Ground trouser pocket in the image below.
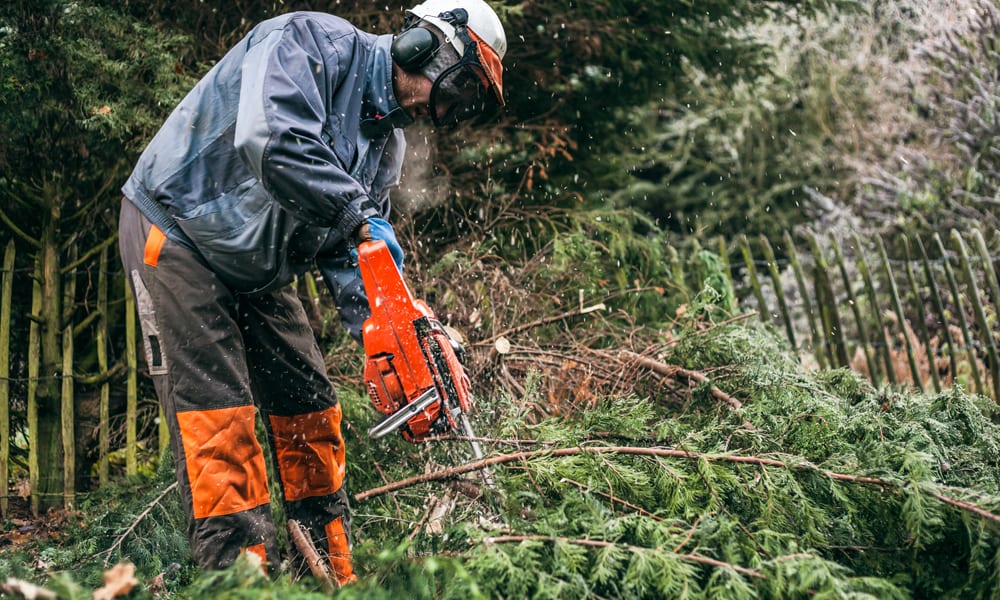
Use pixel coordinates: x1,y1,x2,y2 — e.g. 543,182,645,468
130,269,168,376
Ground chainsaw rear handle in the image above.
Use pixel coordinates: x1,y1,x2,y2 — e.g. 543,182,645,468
356,219,404,271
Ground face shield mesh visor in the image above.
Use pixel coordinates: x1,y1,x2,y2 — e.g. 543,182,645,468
428,61,500,128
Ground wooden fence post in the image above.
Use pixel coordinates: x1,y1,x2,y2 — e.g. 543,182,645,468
0,240,13,517
97,248,110,486
28,257,41,516
934,233,983,395
303,271,325,339
759,235,796,348
951,230,999,401
61,323,74,509
125,277,138,477
830,234,879,385
738,235,770,325
902,236,942,393
877,236,924,392
716,236,735,301
850,233,896,385
971,229,1000,369
805,231,849,368
784,231,826,369
916,236,959,386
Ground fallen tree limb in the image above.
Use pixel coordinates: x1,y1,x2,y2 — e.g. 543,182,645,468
619,350,742,410
288,519,336,592
483,534,765,579
353,444,1000,526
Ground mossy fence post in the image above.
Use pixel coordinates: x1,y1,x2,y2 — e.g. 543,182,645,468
951,230,1000,401
849,233,896,384
27,256,41,516
876,236,923,391
830,233,879,384
916,236,959,385
738,234,770,325
934,233,983,395
97,248,110,486
1,240,14,518
125,277,138,477
784,231,826,369
805,230,849,368
902,236,942,393
759,234,796,348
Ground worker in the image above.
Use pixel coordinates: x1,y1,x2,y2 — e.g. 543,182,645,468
117,0,506,585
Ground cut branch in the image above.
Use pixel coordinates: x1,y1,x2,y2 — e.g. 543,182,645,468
354,443,1000,526
288,519,336,592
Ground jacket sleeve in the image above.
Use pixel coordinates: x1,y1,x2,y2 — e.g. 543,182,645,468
315,125,405,346
316,251,369,345
234,16,375,239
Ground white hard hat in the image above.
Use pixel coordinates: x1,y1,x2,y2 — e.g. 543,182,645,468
406,0,507,60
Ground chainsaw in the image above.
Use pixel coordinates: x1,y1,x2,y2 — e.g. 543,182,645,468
357,240,487,467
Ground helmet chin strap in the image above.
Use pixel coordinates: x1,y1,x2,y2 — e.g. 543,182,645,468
360,105,414,137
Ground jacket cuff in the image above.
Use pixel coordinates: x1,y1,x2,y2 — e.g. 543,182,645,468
337,196,380,242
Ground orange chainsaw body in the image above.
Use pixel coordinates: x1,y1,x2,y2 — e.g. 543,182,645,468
358,240,472,442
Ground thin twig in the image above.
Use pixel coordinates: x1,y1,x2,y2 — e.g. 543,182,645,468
559,477,665,521
671,514,703,553
100,482,178,565
477,303,608,346
620,351,742,410
482,534,764,579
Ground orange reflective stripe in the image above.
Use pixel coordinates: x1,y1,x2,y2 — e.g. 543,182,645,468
144,225,166,267
270,404,345,502
176,405,270,519
325,516,356,586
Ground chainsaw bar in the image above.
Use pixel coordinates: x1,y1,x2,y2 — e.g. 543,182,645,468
368,387,440,440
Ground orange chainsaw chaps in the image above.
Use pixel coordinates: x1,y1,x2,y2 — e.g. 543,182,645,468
357,240,473,443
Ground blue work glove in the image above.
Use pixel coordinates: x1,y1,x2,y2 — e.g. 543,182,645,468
353,217,404,272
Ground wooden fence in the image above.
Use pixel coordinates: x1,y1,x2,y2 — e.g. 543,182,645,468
3,227,1000,518
0,239,165,517
726,228,1000,400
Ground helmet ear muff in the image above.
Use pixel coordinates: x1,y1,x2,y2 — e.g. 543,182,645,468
391,27,439,72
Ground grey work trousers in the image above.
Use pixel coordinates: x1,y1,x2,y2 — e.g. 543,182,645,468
118,198,354,582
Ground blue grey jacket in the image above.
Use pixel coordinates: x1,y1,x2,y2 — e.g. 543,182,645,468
122,12,408,336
